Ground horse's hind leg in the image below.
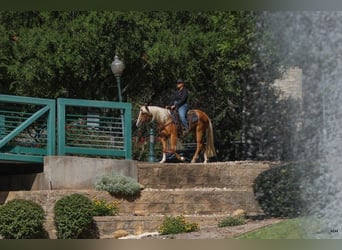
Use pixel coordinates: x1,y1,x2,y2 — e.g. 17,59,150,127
191,130,204,163
191,143,204,163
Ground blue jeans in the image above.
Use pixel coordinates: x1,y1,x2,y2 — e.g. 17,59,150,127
177,104,188,130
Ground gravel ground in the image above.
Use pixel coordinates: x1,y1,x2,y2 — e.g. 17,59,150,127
121,217,284,239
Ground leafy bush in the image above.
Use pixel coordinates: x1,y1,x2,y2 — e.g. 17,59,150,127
253,162,322,217
54,193,94,239
158,215,199,235
218,215,246,227
0,199,45,239
92,196,120,216
94,172,141,197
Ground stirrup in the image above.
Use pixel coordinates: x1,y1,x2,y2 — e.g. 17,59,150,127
182,128,189,136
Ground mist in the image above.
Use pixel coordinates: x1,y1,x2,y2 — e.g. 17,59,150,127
262,11,342,238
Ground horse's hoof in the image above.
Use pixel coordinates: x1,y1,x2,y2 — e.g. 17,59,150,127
191,159,196,163
159,160,165,163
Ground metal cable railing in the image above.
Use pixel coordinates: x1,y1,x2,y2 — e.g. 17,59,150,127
57,98,132,159
0,94,56,163
0,94,132,163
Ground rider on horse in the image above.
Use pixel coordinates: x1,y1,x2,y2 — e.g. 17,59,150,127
166,78,189,136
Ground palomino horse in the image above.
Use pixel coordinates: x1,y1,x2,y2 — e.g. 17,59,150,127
136,105,216,163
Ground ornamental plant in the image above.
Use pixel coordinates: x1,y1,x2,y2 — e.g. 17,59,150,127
0,199,46,239
218,215,247,227
94,172,141,198
158,215,199,235
54,193,94,239
92,196,120,216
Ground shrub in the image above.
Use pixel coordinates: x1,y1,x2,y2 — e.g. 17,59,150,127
253,162,323,217
94,172,141,197
0,199,45,239
253,163,303,217
218,215,247,227
158,215,199,235
92,196,120,216
54,193,94,239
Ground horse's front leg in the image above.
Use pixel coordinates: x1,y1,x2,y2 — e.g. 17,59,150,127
159,136,168,163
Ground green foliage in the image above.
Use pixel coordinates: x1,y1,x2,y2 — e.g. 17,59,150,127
94,172,141,197
253,162,322,217
0,199,45,239
253,163,303,217
92,197,120,216
0,11,284,161
218,215,247,227
54,193,94,239
158,215,199,235
132,128,149,161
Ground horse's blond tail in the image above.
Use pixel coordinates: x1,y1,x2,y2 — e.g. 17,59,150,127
205,119,216,158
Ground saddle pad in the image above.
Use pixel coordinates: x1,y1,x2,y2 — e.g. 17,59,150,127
170,110,180,124
187,110,198,123
169,110,198,124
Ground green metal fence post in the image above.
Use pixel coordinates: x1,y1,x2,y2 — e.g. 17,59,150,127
57,99,66,156
124,103,132,160
148,127,155,162
0,115,5,139
46,100,56,156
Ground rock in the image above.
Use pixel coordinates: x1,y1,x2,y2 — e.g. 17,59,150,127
113,230,129,239
133,210,149,216
232,209,246,217
120,232,160,239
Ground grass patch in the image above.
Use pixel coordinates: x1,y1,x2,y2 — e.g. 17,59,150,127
236,217,321,239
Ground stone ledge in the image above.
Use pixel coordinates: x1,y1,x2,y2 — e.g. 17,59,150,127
137,161,277,189
3,188,263,216
94,214,233,237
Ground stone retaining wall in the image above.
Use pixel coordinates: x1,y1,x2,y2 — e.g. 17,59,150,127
2,188,264,216
0,160,278,238
137,161,276,189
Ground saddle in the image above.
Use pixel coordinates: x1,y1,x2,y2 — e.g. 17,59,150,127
169,109,198,136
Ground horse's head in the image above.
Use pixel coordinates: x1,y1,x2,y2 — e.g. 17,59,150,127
136,105,153,127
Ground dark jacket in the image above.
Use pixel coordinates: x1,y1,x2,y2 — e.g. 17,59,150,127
170,87,189,108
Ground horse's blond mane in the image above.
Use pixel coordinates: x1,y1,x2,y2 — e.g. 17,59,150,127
143,106,169,123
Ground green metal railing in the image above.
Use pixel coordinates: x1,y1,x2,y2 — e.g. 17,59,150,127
57,98,132,159
0,94,132,163
0,94,56,163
